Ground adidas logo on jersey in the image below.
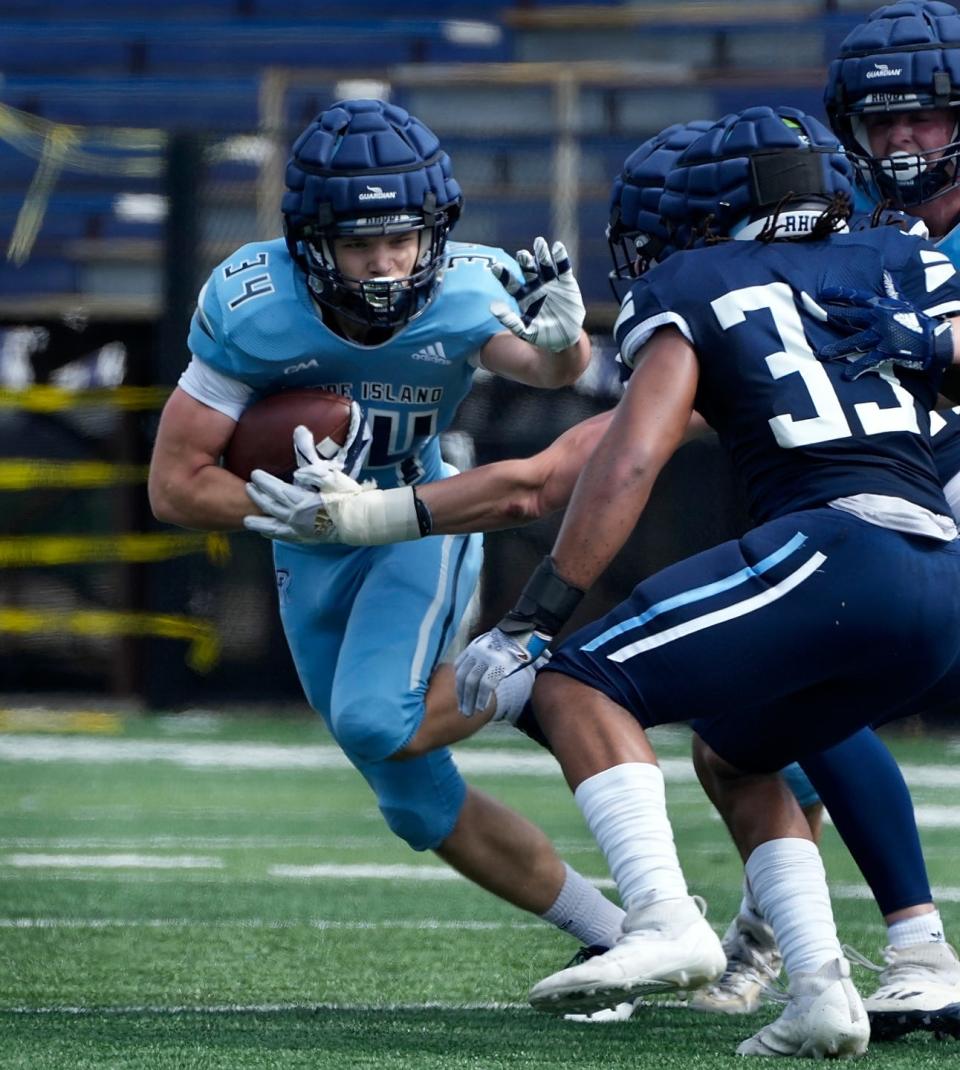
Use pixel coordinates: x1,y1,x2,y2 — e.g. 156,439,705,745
358,185,398,201
411,343,450,365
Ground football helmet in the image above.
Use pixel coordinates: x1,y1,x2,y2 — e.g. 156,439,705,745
825,1,960,208
606,119,713,299
659,105,854,243
282,98,462,329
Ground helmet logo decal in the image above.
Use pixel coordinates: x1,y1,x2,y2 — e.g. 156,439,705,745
862,92,920,106
358,185,398,201
866,62,904,79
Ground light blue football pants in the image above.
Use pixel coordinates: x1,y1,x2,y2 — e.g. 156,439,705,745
274,531,483,850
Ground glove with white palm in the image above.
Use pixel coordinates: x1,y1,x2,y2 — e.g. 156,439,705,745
455,626,549,717
243,471,334,544
296,400,372,480
243,410,376,545
244,424,428,546
454,556,584,716
488,236,586,353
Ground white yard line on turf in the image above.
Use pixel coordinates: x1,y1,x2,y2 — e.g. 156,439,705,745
0,735,693,779
0,1001,529,1015
267,862,617,885
0,917,546,930
3,854,223,869
831,883,960,902
1,735,958,792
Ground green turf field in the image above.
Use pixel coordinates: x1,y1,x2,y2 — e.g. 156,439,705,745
0,709,957,1068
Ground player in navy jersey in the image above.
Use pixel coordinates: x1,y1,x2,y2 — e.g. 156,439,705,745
656,0,960,1030
449,105,960,1057
689,1,960,1024
147,99,645,963
681,9,960,1013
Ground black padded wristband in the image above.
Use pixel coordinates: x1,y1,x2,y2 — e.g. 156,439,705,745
412,489,433,537
499,555,585,637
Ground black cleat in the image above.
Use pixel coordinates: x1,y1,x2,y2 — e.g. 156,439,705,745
869,1001,960,1042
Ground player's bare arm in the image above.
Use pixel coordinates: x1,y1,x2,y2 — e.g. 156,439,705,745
480,327,591,388
274,402,713,547
548,327,698,591
416,407,708,530
149,387,252,531
418,410,614,530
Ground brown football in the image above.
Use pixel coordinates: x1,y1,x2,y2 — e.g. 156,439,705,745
222,388,353,481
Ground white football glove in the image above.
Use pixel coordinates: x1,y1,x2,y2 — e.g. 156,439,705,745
245,441,422,548
488,236,586,353
454,626,542,717
294,402,371,481
243,470,333,544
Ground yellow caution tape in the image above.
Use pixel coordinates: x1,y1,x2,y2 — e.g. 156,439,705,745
0,459,149,489
0,708,124,735
0,386,171,412
0,532,230,567
0,608,220,673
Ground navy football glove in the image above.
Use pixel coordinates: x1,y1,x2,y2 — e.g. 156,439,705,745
817,285,954,381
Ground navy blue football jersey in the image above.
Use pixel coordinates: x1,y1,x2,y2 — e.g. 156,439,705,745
614,227,960,523
932,405,960,488
853,188,960,489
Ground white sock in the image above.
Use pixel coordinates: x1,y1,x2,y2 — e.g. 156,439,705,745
887,909,945,948
574,762,688,911
739,877,763,923
540,863,626,950
745,837,842,978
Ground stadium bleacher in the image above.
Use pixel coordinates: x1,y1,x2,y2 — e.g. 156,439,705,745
0,1,873,312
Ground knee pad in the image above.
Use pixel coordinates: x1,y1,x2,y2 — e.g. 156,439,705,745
379,799,457,852
362,748,467,851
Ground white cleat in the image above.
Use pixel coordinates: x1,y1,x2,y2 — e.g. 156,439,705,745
530,896,726,1014
564,1001,637,1023
689,912,783,1015
557,945,638,1023
848,941,960,1041
736,957,869,1059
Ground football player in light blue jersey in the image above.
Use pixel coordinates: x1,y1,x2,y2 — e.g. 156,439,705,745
148,99,638,960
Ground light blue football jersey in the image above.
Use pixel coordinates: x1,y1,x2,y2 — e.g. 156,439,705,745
188,238,520,489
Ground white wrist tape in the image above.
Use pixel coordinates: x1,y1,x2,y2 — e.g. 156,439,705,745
326,485,420,545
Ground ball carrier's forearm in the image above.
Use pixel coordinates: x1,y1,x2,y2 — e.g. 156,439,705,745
149,388,261,532
151,462,257,532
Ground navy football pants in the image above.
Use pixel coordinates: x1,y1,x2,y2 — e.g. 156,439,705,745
543,507,960,772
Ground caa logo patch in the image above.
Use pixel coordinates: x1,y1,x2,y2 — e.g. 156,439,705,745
284,359,319,375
